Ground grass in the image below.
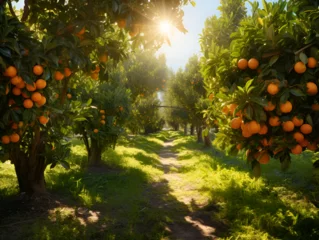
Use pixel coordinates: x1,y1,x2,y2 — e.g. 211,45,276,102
170,135,319,239
1,130,319,239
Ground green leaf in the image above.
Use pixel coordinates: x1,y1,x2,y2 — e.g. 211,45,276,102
269,55,279,66
299,52,308,64
190,1,196,7
306,114,313,126
290,88,306,97
60,160,70,170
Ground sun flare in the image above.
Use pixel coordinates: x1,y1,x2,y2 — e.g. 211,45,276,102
159,20,172,34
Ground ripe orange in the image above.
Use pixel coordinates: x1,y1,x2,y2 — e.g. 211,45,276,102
264,101,276,111
22,92,30,98
23,99,33,109
228,103,238,115
306,82,318,96
26,82,36,91
292,116,304,126
267,83,279,95
248,58,259,70
242,129,252,138
231,117,242,129
100,110,105,114
1,135,10,144
300,139,309,147
101,115,106,120
12,87,21,96
307,142,318,151
236,144,242,150
248,121,260,134
261,138,269,147
254,151,270,164
35,79,47,89
54,71,64,81
300,124,312,134
91,72,99,80
18,121,23,128
100,120,106,125
39,116,49,125
11,123,18,129
36,96,46,107
282,121,294,132
77,27,86,35
10,133,20,143
119,106,124,111
67,93,72,99
10,76,22,85
307,57,317,68
294,61,306,74
258,124,268,135
93,129,99,133
291,144,302,154
222,106,229,115
16,80,25,89
208,93,214,101
293,132,304,143
4,66,17,77
312,103,319,111
117,19,126,29
237,59,248,70
33,65,44,75
99,53,108,63
64,68,72,77
31,92,42,102
269,116,281,127
280,101,292,113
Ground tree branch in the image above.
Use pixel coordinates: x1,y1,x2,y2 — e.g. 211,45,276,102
21,0,30,22
8,0,17,18
294,43,314,56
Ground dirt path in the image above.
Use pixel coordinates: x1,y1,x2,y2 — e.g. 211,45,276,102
151,139,225,240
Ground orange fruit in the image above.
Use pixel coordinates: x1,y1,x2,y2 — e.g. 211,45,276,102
18,121,24,128
100,120,106,125
300,124,312,134
10,76,22,85
307,142,318,151
119,106,124,111
294,61,306,74
264,101,276,111
100,110,105,114
36,96,46,107
26,82,36,91
67,93,72,99
248,121,261,134
101,115,106,120
282,121,294,132
280,101,292,113
307,57,317,68
39,116,49,125
236,144,242,150
12,87,21,96
228,103,238,115
267,83,279,95
293,132,304,143
312,103,319,111
35,79,47,89
254,151,270,164
8,99,15,106
93,129,99,133
292,116,304,127
261,138,269,147
31,92,42,102
117,19,126,29
22,92,30,98
64,68,72,77
91,72,99,80
23,99,33,109
54,71,64,81
77,27,85,35
300,139,309,147
222,106,229,115
99,53,108,63
16,80,25,89
248,58,259,70
10,133,20,143
4,66,17,77
208,93,214,101
258,124,268,135
11,123,18,129
242,129,252,138
231,117,242,129
1,135,10,144
269,116,281,126
291,144,302,154
237,59,248,70
33,65,44,76
306,82,318,96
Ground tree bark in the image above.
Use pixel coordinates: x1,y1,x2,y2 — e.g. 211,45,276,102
190,124,194,135
204,135,212,147
88,138,102,166
184,124,187,135
196,126,203,143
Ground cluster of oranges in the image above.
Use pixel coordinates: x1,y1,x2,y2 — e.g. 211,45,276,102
91,65,101,80
225,57,319,164
99,109,106,125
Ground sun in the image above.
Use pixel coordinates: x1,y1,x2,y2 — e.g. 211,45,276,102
159,20,172,34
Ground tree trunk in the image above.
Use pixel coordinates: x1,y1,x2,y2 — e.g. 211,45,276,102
190,124,194,135
196,126,203,143
173,123,179,131
204,135,212,147
88,138,102,166
184,124,187,135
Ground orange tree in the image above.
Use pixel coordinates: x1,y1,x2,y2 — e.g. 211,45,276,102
0,0,189,195
201,0,319,175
